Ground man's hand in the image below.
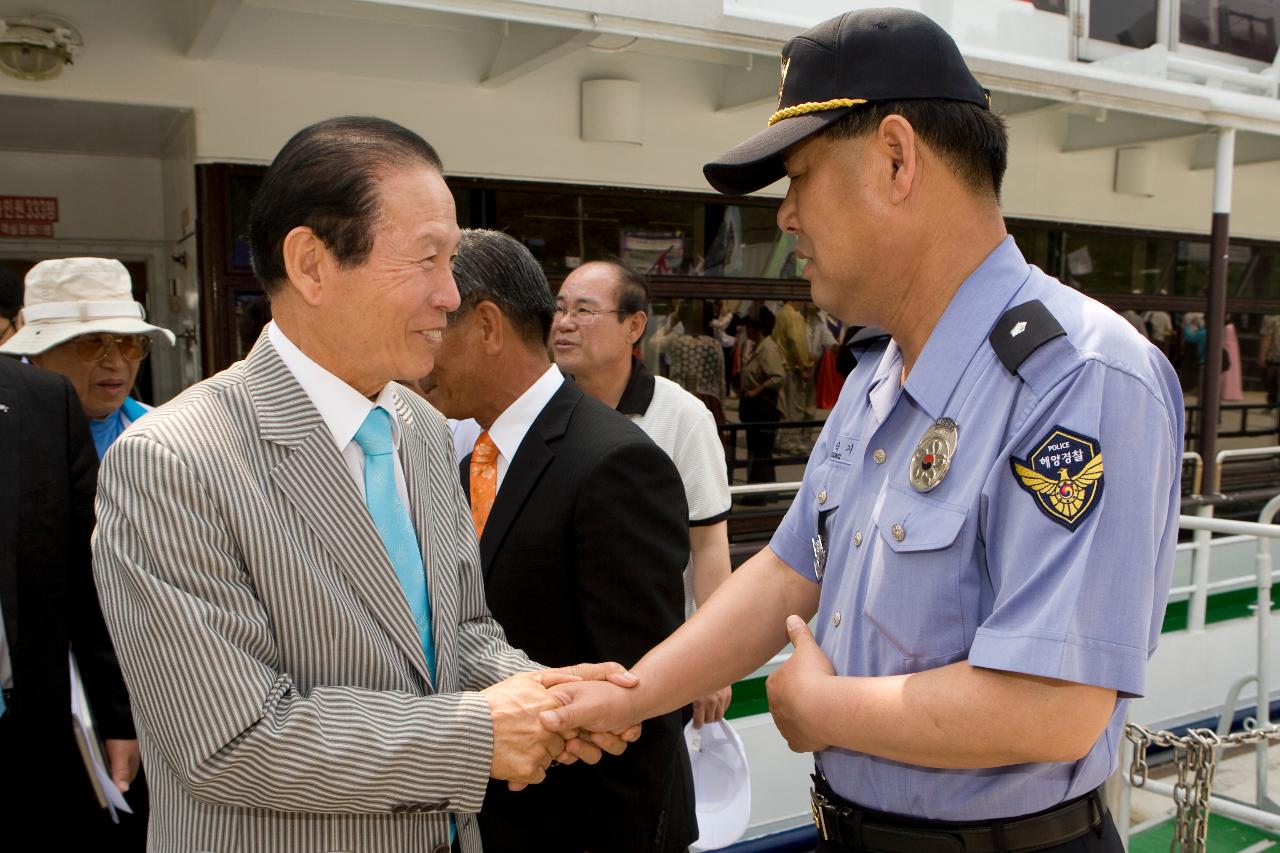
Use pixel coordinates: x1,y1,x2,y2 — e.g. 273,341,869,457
766,615,836,753
539,661,642,765
483,671,579,790
104,738,141,793
541,679,644,742
544,660,639,688
692,686,732,728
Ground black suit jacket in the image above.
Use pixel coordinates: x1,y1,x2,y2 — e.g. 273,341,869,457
466,377,696,853
0,358,134,815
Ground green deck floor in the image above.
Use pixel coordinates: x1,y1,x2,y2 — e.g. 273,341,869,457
1130,814,1280,852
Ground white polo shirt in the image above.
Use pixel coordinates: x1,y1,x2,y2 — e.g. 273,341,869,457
616,358,732,615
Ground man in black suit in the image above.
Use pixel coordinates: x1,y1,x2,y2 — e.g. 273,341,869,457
0,356,140,844
421,229,696,853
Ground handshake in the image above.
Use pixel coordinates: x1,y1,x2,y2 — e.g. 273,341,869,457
481,661,645,790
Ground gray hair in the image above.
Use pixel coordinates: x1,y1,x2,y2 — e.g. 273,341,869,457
451,229,556,348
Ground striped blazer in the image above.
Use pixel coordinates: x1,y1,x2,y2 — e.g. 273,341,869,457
93,335,532,852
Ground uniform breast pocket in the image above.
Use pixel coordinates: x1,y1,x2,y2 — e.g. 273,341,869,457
863,485,969,663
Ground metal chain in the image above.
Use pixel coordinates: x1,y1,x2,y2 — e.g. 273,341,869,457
1125,723,1280,852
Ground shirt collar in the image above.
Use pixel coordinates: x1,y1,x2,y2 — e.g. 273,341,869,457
867,339,904,426
616,356,656,416
487,363,564,463
267,321,402,453
903,236,1031,419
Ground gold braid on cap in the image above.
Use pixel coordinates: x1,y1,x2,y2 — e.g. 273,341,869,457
768,98,867,127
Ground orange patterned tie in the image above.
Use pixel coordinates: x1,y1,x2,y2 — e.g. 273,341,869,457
469,431,499,538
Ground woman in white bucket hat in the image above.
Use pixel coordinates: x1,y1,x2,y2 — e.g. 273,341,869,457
0,258,175,457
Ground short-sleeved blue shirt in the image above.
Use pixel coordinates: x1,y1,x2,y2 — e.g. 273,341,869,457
770,236,1183,821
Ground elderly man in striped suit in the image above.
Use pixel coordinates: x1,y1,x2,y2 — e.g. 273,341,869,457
91,117,633,853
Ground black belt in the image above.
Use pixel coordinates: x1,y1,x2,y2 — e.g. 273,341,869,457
810,776,1105,853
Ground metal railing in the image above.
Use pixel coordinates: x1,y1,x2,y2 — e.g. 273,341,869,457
1185,402,1280,442
1121,502,1280,847
1212,447,1280,494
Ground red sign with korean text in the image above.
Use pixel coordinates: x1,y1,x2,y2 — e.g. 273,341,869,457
0,196,58,238
0,196,58,223
0,222,54,238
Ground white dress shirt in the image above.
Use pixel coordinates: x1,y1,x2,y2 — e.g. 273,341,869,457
485,364,564,491
268,322,413,516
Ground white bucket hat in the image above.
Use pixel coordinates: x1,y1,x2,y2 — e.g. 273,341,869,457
0,257,176,356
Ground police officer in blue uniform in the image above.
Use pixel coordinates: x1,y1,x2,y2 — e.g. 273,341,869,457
541,9,1183,851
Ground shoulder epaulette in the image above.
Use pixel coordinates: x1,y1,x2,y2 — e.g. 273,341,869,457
989,300,1066,374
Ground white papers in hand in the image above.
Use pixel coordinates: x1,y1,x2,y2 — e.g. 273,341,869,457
70,653,134,822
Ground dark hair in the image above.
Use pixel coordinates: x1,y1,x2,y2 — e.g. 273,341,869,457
746,308,775,336
820,99,1008,200
451,229,556,348
248,116,444,295
0,266,20,321
583,260,649,320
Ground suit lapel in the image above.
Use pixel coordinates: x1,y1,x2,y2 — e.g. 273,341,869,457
246,338,433,690
479,378,578,575
394,389,459,693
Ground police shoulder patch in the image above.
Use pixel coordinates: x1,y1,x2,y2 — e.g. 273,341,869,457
1009,426,1104,530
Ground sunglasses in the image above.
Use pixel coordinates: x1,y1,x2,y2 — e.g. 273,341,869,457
73,333,152,363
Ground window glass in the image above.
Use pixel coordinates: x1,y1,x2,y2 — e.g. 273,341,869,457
491,190,702,277
451,186,472,230
1060,229,1177,294
1174,240,1255,296
232,291,270,362
1180,1,1280,62
703,205,800,278
1089,0,1159,48
228,174,262,270
1007,222,1059,274
1229,245,1280,299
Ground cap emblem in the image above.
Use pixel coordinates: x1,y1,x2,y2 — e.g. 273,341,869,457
777,56,790,110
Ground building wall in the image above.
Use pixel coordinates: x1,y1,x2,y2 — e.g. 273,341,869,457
0,151,165,242
160,113,202,396
1004,110,1280,241
0,0,1277,244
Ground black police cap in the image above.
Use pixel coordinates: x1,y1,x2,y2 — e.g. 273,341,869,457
703,8,989,196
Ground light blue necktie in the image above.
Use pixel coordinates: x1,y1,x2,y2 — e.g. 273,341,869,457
353,407,436,685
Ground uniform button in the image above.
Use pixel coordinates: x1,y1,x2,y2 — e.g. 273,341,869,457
832,610,842,627
817,489,827,505
853,530,863,546
891,523,905,542
873,448,886,464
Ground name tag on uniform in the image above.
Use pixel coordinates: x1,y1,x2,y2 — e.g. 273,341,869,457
828,433,857,465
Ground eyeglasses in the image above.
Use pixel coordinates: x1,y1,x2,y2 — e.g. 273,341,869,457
553,305,629,324
73,333,152,363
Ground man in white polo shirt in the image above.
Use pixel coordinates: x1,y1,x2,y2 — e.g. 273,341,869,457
553,260,735,727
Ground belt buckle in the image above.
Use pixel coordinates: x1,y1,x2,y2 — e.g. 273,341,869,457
810,790,831,841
